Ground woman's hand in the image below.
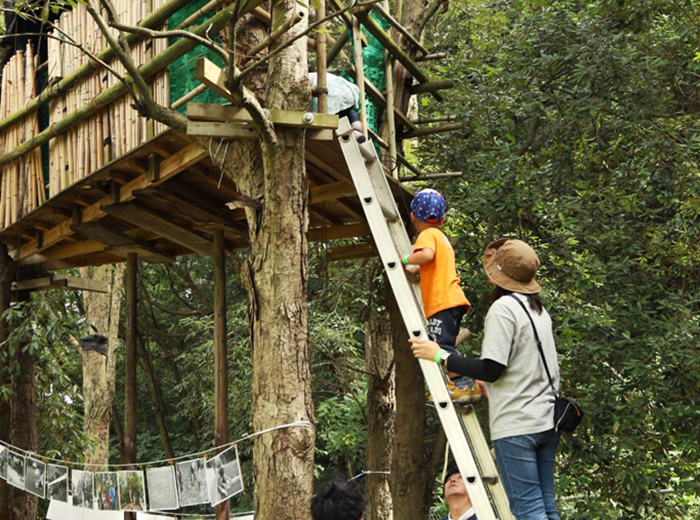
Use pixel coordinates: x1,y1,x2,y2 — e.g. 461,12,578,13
409,337,442,361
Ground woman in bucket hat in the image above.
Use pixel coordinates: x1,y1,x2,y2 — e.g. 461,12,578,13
411,238,561,520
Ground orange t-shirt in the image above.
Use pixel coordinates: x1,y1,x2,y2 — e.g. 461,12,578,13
414,227,470,318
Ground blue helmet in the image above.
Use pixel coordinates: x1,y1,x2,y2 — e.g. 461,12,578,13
410,189,446,223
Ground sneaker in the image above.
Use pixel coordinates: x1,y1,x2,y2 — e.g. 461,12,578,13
447,380,483,405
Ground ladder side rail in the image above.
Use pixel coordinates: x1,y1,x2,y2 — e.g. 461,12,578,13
459,408,515,520
337,120,498,520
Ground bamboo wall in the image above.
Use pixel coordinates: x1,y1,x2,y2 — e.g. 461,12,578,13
0,44,45,229
0,0,169,229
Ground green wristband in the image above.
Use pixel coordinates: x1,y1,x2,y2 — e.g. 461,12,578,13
402,255,410,265
434,349,446,364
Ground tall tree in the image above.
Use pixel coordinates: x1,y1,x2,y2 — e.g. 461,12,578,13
77,264,125,467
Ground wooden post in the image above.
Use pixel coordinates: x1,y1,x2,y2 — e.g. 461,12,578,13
213,228,229,520
124,252,138,520
384,48,397,179
352,16,367,136
317,0,327,114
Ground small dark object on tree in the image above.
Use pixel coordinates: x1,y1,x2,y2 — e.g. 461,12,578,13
79,334,109,357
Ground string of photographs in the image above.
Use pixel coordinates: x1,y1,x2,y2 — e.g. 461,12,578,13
0,444,243,513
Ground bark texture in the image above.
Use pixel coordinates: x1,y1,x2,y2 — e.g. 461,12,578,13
79,264,125,467
10,291,38,520
226,5,315,520
0,245,15,518
364,276,395,520
389,290,433,520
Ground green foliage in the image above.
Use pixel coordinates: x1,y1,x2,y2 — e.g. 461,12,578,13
416,0,700,516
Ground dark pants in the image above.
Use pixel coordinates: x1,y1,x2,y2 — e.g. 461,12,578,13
427,306,466,355
338,107,359,124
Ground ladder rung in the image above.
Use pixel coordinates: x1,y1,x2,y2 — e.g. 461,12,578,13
358,142,376,164
483,475,500,485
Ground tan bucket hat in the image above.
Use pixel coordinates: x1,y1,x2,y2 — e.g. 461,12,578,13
483,238,541,293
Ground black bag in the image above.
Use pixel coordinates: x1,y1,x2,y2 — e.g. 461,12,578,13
510,295,584,434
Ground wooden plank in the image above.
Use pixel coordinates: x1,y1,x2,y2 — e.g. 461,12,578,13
70,221,175,263
12,277,53,291
187,103,339,129
187,121,258,139
308,222,371,241
102,202,214,256
309,181,357,204
16,142,208,263
187,121,334,140
327,242,377,261
195,57,241,103
52,275,110,293
105,244,176,264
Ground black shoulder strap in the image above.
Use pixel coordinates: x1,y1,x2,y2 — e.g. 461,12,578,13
508,294,558,397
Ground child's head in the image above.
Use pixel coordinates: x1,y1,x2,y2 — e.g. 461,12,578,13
410,189,446,227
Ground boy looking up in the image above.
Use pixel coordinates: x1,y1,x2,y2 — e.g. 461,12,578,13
403,189,482,404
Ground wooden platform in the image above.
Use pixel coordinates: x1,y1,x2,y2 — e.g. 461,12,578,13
0,129,413,274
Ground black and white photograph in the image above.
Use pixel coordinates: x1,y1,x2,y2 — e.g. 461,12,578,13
95,472,120,511
118,470,147,511
175,458,209,507
46,464,69,502
146,466,179,511
0,445,7,480
71,469,94,509
7,451,25,490
205,447,244,507
25,457,46,498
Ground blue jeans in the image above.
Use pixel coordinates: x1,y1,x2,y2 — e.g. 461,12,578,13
493,429,561,520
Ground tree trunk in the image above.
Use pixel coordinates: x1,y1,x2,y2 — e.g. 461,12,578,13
10,293,38,520
79,264,125,467
364,275,395,520
224,4,316,520
0,245,16,519
389,290,433,520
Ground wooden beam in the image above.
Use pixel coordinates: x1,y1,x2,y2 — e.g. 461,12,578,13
399,171,463,182
70,221,175,263
16,141,208,263
416,52,447,62
309,181,357,204
308,222,371,241
125,253,138,471
187,103,339,129
352,6,443,101
195,57,241,103
52,275,110,293
328,0,367,45
373,4,429,56
327,28,349,66
401,122,464,139
102,202,214,256
408,79,454,95
412,115,458,124
327,242,377,261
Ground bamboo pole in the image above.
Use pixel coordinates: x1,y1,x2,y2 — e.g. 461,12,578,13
373,3,429,56
0,0,195,136
0,0,267,169
317,0,327,114
352,16,367,136
174,0,228,29
384,48,397,178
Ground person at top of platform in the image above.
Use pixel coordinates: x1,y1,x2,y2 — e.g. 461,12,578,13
443,467,477,520
309,72,366,143
403,188,481,404
410,238,561,520
311,477,365,520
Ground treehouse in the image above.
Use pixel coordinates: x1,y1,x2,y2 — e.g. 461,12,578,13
0,0,459,283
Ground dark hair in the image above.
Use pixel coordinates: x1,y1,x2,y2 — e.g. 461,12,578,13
443,466,460,486
311,478,365,520
490,286,543,315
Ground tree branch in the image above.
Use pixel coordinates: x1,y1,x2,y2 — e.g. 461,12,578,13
515,115,540,156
